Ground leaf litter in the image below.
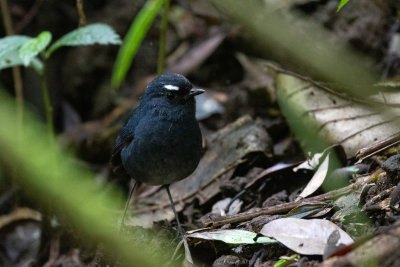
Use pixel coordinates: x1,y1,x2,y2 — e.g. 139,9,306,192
3,0,400,266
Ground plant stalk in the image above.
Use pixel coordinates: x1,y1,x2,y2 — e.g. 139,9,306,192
157,0,170,75
40,60,54,141
0,0,24,137
76,0,86,27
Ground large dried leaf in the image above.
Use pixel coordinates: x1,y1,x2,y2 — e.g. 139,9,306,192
260,218,353,255
276,73,400,158
166,29,227,75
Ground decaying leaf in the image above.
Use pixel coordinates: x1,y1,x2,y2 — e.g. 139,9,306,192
331,193,362,223
0,208,42,267
0,208,41,229
296,154,330,200
188,229,276,245
293,152,323,172
211,198,243,216
235,53,277,103
260,218,353,255
275,72,400,158
195,92,225,120
167,28,228,75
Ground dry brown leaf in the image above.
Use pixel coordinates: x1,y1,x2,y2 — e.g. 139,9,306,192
260,218,353,255
296,154,330,200
276,73,400,158
0,207,41,229
166,28,227,75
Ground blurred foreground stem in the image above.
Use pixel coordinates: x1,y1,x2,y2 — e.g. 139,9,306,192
0,91,163,266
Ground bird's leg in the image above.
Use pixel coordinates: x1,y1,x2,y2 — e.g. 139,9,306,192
119,179,137,233
165,185,193,264
165,185,185,237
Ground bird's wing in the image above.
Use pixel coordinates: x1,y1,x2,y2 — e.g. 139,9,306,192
110,127,134,174
110,108,140,174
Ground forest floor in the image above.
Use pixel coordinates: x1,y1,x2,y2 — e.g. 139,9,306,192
1,0,400,266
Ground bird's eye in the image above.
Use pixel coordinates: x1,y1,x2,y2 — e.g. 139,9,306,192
166,91,174,99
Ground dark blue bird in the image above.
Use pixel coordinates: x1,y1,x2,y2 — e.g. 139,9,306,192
110,73,204,240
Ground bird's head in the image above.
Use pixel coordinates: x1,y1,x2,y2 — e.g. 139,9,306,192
144,73,205,104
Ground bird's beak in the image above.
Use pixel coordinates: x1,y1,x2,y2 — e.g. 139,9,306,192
185,88,205,100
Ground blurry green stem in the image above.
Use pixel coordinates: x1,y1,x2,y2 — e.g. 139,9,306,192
40,60,54,140
0,91,163,266
157,0,170,75
0,0,24,137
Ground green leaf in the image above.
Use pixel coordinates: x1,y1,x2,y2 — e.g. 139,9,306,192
346,166,359,173
0,35,33,70
0,35,31,58
46,23,121,58
337,0,350,12
188,229,277,245
112,0,164,89
0,49,25,69
0,48,43,72
19,31,52,66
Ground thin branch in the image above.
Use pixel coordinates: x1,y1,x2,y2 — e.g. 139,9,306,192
15,0,45,33
157,0,170,75
76,0,86,27
0,0,12,33
0,0,24,137
205,184,354,227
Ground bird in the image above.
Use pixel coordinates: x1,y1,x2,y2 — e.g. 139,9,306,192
110,73,204,245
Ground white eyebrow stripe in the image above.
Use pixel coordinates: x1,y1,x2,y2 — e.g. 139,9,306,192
164,84,179,91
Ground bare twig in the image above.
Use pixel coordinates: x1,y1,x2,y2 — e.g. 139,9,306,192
0,0,12,33
0,0,24,137
76,0,86,27
157,0,170,74
205,184,354,227
15,0,45,33
363,185,395,211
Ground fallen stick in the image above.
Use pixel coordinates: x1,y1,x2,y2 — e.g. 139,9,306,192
205,184,355,227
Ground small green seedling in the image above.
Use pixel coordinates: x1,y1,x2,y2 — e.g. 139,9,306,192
0,23,121,138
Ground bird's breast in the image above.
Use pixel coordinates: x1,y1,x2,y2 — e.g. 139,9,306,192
121,115,202,185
